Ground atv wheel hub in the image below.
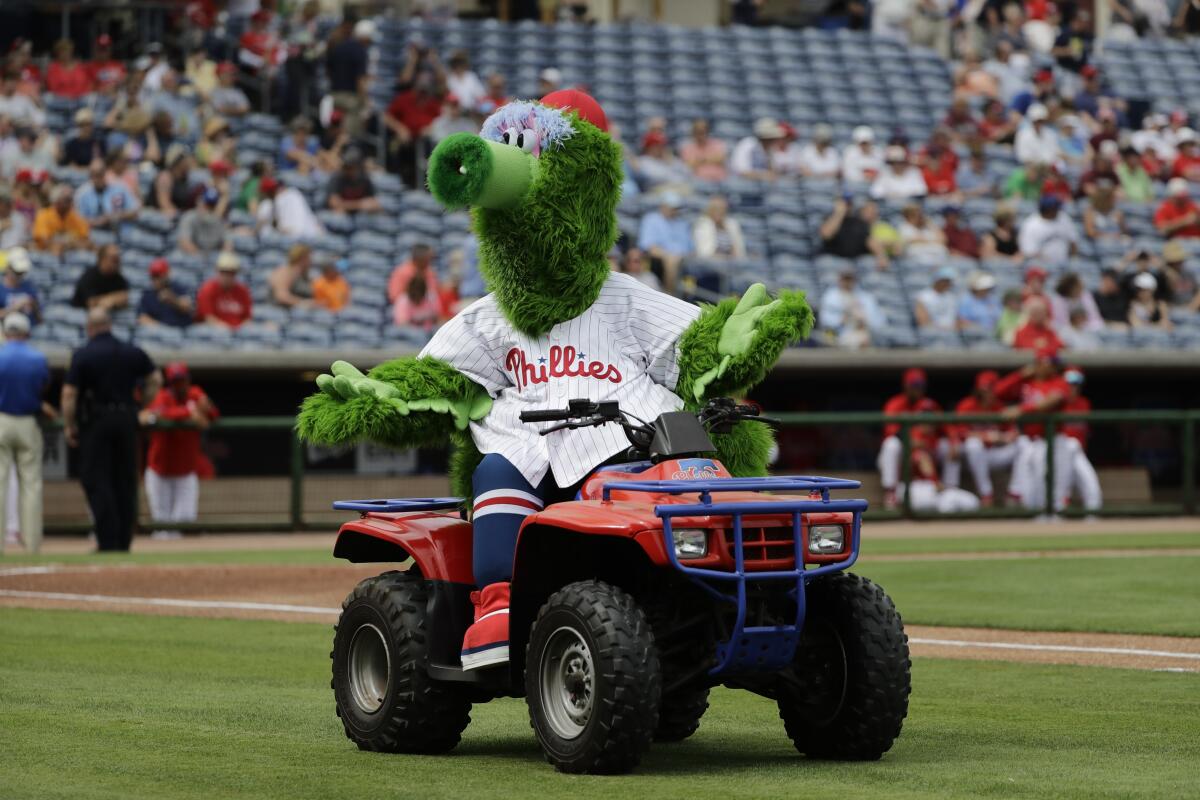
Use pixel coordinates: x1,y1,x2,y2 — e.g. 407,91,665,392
540,627,595,739
348,623,391,714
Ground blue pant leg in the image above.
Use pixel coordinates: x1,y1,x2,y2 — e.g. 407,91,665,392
471,454,550,587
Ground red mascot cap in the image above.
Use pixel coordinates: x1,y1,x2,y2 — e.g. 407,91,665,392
540,89,608,133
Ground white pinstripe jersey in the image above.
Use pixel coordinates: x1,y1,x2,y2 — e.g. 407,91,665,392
420,272,703,488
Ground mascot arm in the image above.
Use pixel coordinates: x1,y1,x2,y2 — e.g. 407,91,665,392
676,284,813,404
296,358,492,449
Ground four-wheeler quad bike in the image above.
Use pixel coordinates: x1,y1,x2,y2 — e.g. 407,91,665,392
329,398,911,774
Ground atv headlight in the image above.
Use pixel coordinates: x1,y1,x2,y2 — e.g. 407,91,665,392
672,528,708,559
808,524,846,555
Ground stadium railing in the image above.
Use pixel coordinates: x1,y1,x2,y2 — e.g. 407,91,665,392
36,409,1200,535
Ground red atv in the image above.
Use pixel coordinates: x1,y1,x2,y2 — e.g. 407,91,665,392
329,398,910,774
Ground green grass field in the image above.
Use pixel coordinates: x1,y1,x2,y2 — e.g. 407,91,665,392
1,608,1196,800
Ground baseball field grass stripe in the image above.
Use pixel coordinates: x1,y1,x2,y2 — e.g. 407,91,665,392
909,637,1200,661
0,589,340,615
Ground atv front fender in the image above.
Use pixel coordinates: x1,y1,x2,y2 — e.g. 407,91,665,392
333,511,475,585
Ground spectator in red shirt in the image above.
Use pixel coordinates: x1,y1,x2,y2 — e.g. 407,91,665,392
86,34,126,95
942,206,979,258
385,73,445,184
238,9,283,74
1171,132,1200,181
139,362,218,538
46,39,93,99
195,252,252,329
1154,178,1200,239
920,144,958,196
1012,296,1064,352
877,368,955,510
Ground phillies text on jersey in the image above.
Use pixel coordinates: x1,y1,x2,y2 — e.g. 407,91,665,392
421,271,703,487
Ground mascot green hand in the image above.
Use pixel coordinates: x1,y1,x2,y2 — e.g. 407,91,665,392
295,90,812,672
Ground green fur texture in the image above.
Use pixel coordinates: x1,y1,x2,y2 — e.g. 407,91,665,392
426,133,491,210
469,113,622,337
297,356,486,497
711,420,776,477
676,290,813,405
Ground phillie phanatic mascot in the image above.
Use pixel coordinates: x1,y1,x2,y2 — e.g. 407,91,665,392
297,91,813,670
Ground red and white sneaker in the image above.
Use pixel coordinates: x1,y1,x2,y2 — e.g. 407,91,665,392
461,582,510,671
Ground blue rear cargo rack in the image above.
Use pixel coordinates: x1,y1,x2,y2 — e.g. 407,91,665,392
603,475,867,677
332,497,464,513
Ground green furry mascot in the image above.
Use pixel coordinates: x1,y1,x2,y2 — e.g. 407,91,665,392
297,90,812,670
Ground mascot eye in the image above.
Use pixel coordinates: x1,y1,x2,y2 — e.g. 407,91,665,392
501,127,518,146
517,129,536,152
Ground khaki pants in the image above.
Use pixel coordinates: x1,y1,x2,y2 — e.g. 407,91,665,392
0,412,43,554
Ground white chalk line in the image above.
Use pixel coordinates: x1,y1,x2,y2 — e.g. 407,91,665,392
0,589,339,615
910,637,1200,661
0,565,62,577
2,590,1198,667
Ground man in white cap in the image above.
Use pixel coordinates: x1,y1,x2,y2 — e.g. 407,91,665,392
870,146,928,200
915,267,960,332
797,122,841,179
537,67,562,97
1014,104,1060,165
842,125,883,184
1154,177,1200,239
730,117,784,180
0,312,48,554
0,247,40,324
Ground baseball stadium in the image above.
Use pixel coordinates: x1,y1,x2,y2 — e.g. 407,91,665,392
1,1,1199,798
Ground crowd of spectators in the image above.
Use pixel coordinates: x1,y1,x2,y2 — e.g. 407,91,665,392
0,7,1197,353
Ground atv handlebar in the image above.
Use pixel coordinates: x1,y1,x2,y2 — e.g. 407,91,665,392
519,400,621,424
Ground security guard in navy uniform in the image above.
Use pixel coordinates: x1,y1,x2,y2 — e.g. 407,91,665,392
61,308,161,552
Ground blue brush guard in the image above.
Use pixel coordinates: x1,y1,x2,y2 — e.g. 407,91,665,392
603,475,868,677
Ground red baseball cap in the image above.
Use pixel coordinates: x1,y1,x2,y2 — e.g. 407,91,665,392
903,367,927,387
1025,265,1048,281
164,362,190,382
97,34,113,47
975,370,999,391
1080,64,1098,79
149,258,170,277
1034,68,1054,83
208,158,232,176
217,61,237,75
540,89,608,133
330,108,345,123
259,176,279,194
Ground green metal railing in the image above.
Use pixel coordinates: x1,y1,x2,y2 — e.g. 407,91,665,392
39,409,1200,534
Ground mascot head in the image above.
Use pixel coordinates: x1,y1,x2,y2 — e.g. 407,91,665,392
427,90,623,336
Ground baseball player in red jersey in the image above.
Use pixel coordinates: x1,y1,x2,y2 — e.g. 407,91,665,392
994,348,1073,512
954,370,1019,506
877,368,960,510
139,363,218,538
1060,367,1102,513
900,431,981,513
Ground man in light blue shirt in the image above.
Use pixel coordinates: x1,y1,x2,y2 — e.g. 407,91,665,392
0,312,48,553
74,159,139,233
819,267,886,342
957,271,1002,335
637,192,692,294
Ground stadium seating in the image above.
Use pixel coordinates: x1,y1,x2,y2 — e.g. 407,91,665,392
24,19,1200,354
